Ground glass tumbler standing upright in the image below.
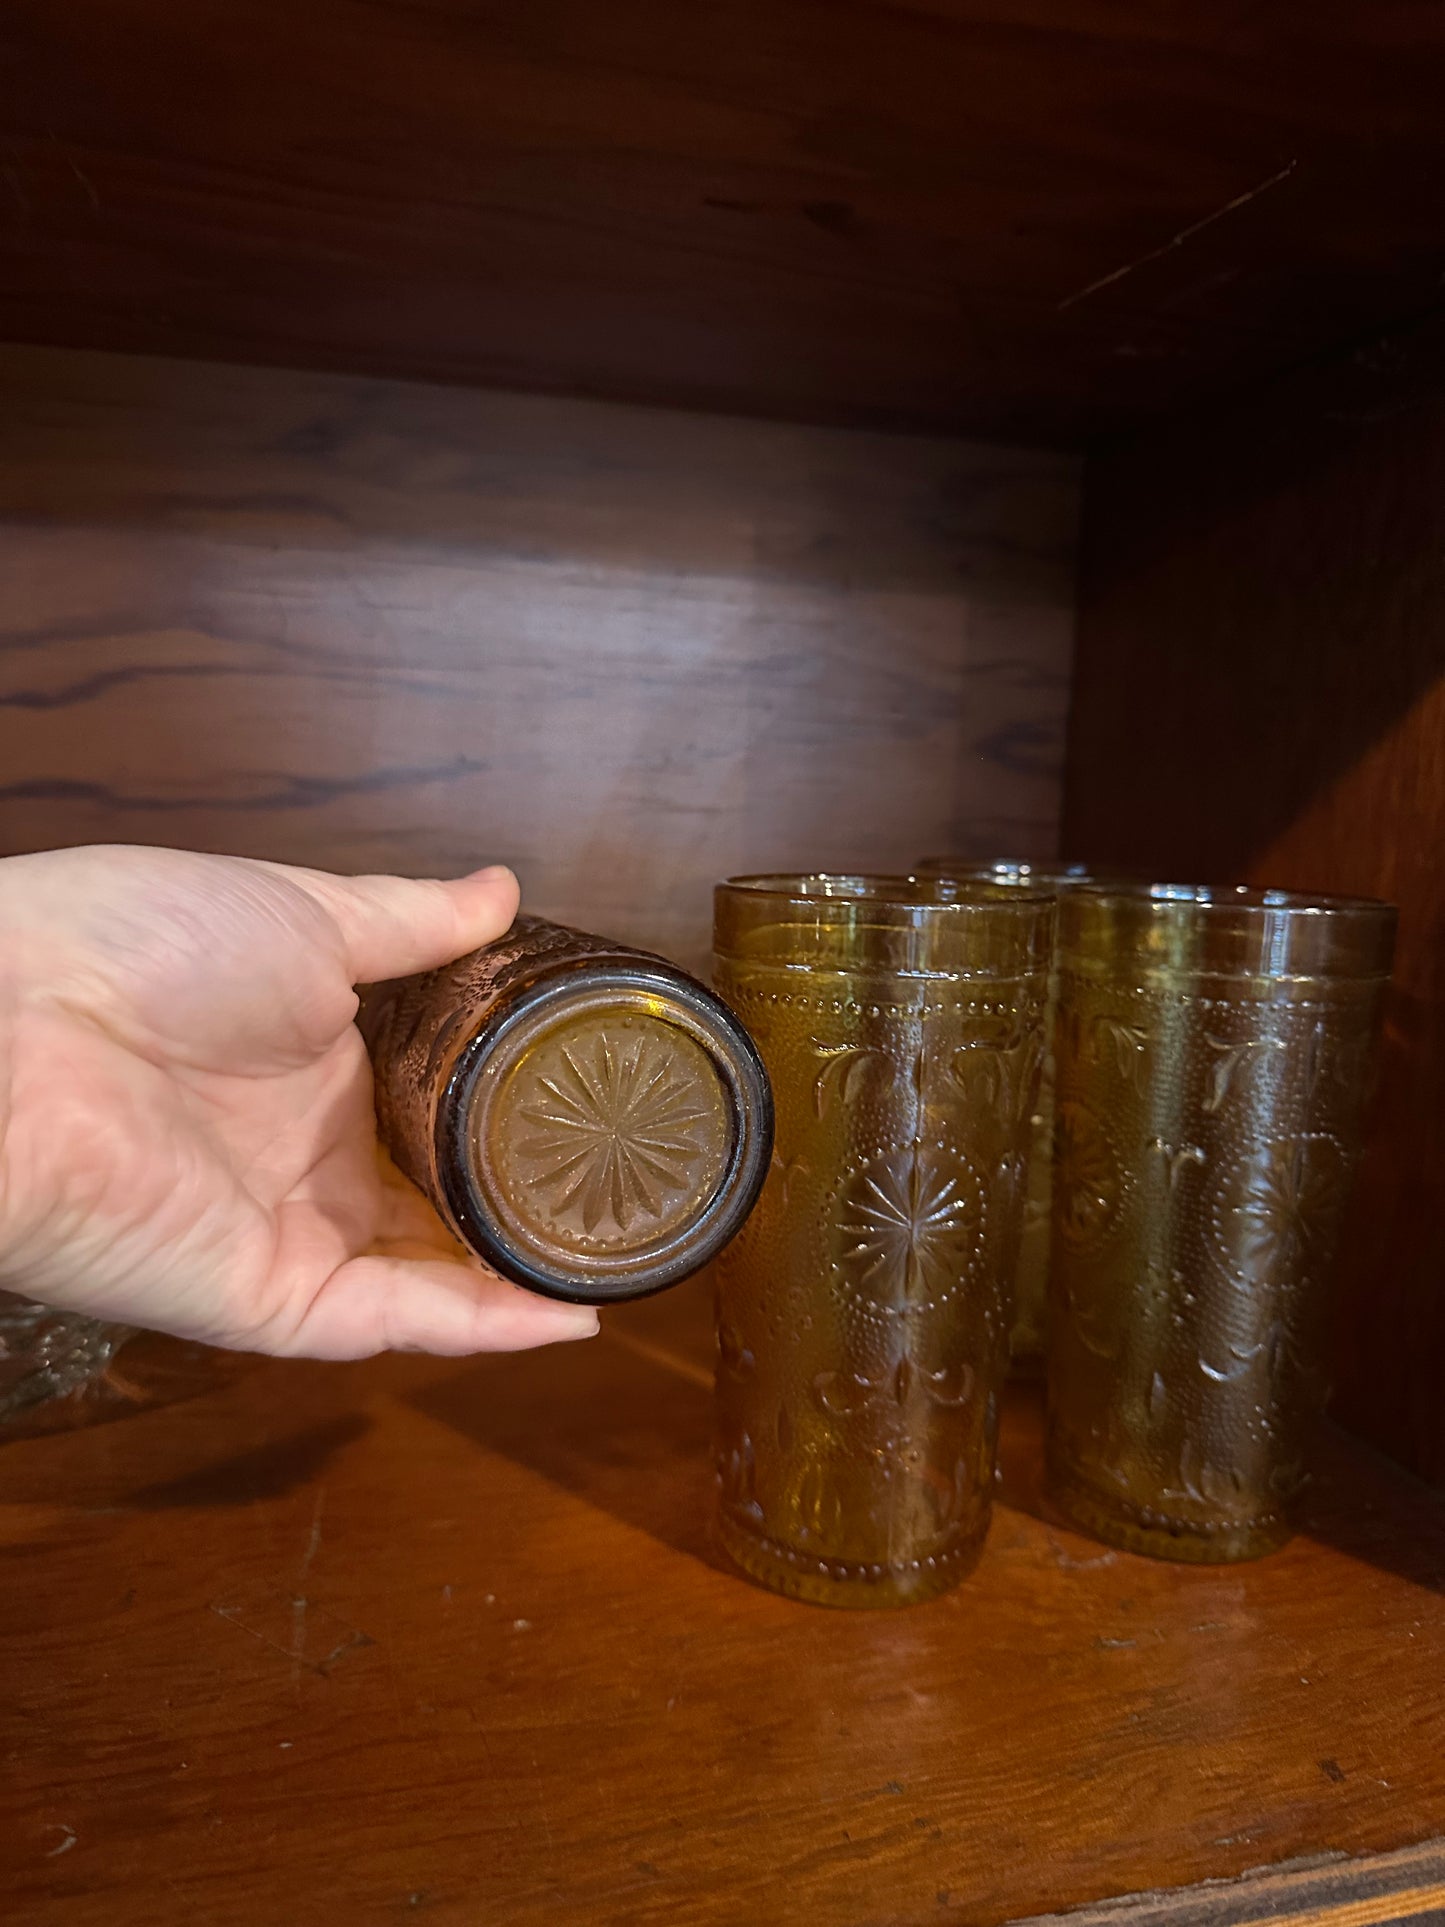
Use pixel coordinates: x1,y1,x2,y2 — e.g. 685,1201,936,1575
712,876,1054,1607
917,859,1115,1374
1046,886,1396,1562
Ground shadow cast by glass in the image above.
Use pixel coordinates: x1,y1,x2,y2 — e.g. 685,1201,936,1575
405,1325,731,1576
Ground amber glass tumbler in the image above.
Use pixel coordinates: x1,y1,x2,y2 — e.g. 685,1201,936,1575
1046,885,1395,1562
362,917,772,1305
713,875,1053,1607
917,859,1116,1373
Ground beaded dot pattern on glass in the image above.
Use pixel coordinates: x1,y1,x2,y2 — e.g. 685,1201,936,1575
1046,967,1384,1561
712,968,1046,1606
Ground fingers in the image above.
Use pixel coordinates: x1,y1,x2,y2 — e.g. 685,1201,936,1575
278,1251,599,1359
289,864,521,984
375,1152,468,1248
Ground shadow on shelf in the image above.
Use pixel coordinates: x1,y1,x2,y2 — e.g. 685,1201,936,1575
1299,1423,1445,1597
405,1322,733,1578
409,1292,1445,1597
996,1388,1445,1595
125,1409,372,1512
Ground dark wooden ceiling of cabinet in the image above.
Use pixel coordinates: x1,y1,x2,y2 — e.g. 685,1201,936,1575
3,1,1444,441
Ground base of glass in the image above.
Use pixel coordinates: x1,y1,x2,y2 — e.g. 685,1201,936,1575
716,1508,987,1609
1045,1454,1292,1565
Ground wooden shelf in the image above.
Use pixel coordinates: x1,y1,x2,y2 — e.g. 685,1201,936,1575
3,1278,1442,1925
6,3,1445,440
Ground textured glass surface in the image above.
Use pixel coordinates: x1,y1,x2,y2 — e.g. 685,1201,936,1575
916,858,1124,1374
471,988,738,1283
1045,885,1396,1562
361,916,771,1304
0,1291,132,1425
484,1006,731,1247
713,875,1053,1607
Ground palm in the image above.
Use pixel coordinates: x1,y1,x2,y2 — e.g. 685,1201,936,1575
0,847,597,1358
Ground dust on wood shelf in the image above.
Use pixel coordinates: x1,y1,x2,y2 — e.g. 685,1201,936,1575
1,1277,1442,1926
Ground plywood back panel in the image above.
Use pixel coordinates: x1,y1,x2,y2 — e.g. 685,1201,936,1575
1065,319,1445,1484
0,345,1077,975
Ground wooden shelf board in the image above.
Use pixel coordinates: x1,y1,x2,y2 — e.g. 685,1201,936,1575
1,1278,1442,1925
5,3,1445,439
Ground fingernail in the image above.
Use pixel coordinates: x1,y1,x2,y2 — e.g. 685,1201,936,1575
476,864,515,884
556,1307,600,1341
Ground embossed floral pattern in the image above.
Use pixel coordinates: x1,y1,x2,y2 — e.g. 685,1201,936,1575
1213,1134,1349,1285
716,1425,762,1522
1045,953,1385,1559
515,1031,722,1239
951,1030,1045,1133
1054,1101,1121,1248
812,1044,894,1119
711,929,1048,1601
1201,1033,1287,1115
812,1352,974,1419
829,1145,984,1314
1089,1013,1150,1091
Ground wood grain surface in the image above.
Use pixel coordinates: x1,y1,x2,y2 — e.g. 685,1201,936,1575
0,343,1077,976
0,1278,1442,1927
1065,312,1445,1486
3,2,1445,440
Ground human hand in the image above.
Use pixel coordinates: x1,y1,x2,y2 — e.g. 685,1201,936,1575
0,845,599,1358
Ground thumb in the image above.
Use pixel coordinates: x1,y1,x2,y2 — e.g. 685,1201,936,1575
288,864,521,984
277,1253,600,1359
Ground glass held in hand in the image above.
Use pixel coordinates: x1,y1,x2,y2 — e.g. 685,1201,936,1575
361,915,773,1306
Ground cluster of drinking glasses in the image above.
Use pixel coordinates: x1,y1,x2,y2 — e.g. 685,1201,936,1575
1,858,1396,1611
711,864,1396,1607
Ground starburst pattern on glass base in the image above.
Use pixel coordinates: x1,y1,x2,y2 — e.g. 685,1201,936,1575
513,1027,724,1243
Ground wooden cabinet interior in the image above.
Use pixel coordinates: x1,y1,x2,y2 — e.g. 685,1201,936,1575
3,10,1445,1919
6,321,1441,1485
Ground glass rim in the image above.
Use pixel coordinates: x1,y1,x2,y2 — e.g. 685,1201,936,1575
915,856,1101,880
1067,882,1395,922
717,871,1055,913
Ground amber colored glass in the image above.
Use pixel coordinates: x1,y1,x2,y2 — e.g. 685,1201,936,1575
917,858,1122,1375
361,915,773,1305
1045,885,1396,1563
712,875,1054,1607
